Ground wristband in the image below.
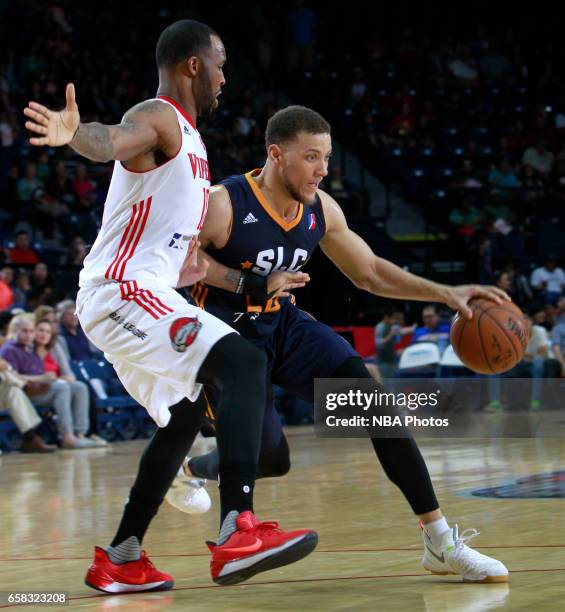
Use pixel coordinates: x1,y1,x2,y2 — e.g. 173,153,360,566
241,270,269,301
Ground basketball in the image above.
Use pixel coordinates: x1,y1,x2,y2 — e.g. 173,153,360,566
450,298,528,374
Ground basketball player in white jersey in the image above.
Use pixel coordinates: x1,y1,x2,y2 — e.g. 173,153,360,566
23,20,317,591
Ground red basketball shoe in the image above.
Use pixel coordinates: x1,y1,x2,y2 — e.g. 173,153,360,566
208,511,318,585
85,547,174,593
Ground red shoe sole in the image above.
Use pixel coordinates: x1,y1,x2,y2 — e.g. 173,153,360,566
213,531,318,586
84,578,174,594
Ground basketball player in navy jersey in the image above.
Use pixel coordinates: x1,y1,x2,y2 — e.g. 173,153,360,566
171,105,510,583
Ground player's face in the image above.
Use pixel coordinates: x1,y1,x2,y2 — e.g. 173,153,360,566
278,132,331,205
195,35,226,116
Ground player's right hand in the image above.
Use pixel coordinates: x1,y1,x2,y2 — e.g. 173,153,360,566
23,83,80,147
268,270,310,298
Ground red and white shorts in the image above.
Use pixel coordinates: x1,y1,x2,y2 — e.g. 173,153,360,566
77,281,234,427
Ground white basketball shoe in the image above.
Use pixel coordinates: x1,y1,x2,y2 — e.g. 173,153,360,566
165,458,212,514
422,524,509,583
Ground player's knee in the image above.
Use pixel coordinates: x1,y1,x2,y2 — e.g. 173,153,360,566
223,335,267,379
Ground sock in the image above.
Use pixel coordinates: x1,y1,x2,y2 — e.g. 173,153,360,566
218,462,255,523
216,510,238,545
106,536,141,564
423,516,450,545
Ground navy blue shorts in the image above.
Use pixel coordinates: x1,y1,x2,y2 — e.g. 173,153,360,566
206,302,358,451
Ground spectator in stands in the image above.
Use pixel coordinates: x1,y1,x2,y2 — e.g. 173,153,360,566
411,305,450,352
447,45,478,85
530,257,565,305
0,314,96,448
487,311,549,412
34,305,56,325
522,141,554,177
16,161,43,203
479,40,513,82
519,164,545,204
35,319,105,446
0,269,14,310
72,163,97,209
26,262,55,310
47,160,75,206
0,311,14,346
56,299,93,361
0,357,57,452
550,297,565,377
449,197,482,239
374,307,400,379
8,231,40,265
35,151,52,182
483,189,516,224
497,264,532,308
488,161,520,191
375,307,415,378
11,271,31,309
286,0,318,71
388,102,416,138
234,105,258,140
453,159,483,190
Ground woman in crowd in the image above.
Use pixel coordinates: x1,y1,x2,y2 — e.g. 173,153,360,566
0,313,96,449
34,318,106,447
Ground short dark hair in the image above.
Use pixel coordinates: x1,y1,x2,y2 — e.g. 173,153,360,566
265,105,330,147
156,20,218,69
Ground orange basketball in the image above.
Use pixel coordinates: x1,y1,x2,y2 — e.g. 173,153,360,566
450,298,528,374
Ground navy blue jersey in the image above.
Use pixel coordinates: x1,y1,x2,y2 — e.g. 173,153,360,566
191,169,326,338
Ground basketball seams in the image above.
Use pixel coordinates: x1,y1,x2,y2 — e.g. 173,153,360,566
475,309,496,374
483,310,521,362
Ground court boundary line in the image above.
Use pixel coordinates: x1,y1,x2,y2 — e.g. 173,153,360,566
1,543,565,562
1,567,564,608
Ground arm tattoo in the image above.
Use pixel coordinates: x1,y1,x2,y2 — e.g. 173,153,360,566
70,122,114,162
69,99,166,162
224,268,242,292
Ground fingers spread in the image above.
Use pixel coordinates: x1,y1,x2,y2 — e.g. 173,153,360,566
28,101,52,117
25,121,47,135
23,107,50,125
29,137,48,146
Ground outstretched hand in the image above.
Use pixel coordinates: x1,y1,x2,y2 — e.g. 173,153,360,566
23,83,80,147
445,284,511,319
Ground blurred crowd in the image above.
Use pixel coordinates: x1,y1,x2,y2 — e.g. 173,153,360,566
0,299,107,452
374,298,565,410
2,2,565,444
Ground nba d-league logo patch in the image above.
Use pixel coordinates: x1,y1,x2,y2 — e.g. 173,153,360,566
169,317,202,352
308,213,316,230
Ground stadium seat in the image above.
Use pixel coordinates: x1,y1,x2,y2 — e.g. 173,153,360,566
438,344,475,377
398,342,441,377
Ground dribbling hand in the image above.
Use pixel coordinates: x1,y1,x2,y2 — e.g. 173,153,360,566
23,83,80,147
445,284,510,320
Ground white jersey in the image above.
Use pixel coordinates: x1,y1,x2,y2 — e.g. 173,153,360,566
79,96,210,290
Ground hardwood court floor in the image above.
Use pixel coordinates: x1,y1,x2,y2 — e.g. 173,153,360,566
0,429,564,611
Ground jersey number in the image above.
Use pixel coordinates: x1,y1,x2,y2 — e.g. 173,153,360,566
245,295,281,314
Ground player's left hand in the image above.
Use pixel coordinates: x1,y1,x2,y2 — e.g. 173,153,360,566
177,237,209,287
444,285,510,320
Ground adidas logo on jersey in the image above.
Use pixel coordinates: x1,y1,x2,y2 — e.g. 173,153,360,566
243,212,258,224
183,125,191,135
